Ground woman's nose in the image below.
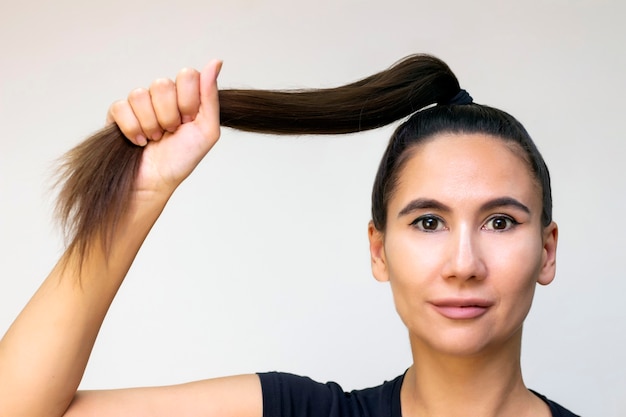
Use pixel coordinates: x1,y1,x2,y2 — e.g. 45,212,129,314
441,226,487,282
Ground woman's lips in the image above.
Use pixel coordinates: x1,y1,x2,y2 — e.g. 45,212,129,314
430,299,493,320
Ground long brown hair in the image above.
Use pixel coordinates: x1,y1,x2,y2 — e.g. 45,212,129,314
55,54,461,262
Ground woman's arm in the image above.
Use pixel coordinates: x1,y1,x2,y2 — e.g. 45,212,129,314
64,375,262,417
0,60,262,417
0,189,173,417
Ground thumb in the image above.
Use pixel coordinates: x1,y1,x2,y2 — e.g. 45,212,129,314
194,59,223,139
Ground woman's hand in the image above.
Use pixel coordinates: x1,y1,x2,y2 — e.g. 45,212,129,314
107,60,223,196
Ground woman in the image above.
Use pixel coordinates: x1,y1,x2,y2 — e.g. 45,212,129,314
0,56,579,416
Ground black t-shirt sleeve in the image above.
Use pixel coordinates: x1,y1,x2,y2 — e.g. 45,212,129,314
258,372,402,417
531,390,581,417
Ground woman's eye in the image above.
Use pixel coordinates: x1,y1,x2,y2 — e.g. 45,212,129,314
411,216,445,232
483,216,518,231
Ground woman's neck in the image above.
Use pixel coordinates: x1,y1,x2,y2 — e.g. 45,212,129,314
401,330,550,417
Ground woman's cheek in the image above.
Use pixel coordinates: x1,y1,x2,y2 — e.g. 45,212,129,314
484,234,544,310
386,231,445,282
384,233,446,323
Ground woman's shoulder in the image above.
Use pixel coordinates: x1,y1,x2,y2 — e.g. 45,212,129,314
257,372,403,417
530,390,581,417
258,373,580,417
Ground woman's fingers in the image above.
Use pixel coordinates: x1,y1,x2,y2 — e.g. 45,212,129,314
149,78,181,133
194,60,223,141
176,68,201,123
107,99,148,146
127,88,164,141
107,61,221,147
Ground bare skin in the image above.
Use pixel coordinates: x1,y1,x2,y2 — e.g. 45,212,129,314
0,63,558,417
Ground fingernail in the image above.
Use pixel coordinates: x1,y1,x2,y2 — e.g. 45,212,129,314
136,135,147,146
182,115,192,123
215,60,223,77
152,131,163,141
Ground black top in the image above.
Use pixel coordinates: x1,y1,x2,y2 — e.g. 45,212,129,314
259,372,580,417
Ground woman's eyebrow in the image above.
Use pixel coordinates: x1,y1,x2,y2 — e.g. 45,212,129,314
397,196,531,218
398,198,451,217
480,197,531,214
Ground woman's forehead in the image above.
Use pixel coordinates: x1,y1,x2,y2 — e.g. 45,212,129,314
391,133,542,211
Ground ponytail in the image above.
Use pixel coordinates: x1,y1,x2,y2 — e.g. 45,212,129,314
55,54,461,261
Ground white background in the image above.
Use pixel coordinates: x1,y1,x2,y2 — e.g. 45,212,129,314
1,1,625,415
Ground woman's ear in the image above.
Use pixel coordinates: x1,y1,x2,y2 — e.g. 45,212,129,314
537,221,558,286
368,221,389,283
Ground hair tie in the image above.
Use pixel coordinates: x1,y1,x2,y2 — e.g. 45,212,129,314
446,89,473,105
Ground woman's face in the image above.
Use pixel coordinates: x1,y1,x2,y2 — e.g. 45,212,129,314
368,133,558,357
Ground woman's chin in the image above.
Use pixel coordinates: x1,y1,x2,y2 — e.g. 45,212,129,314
410,326,523,359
